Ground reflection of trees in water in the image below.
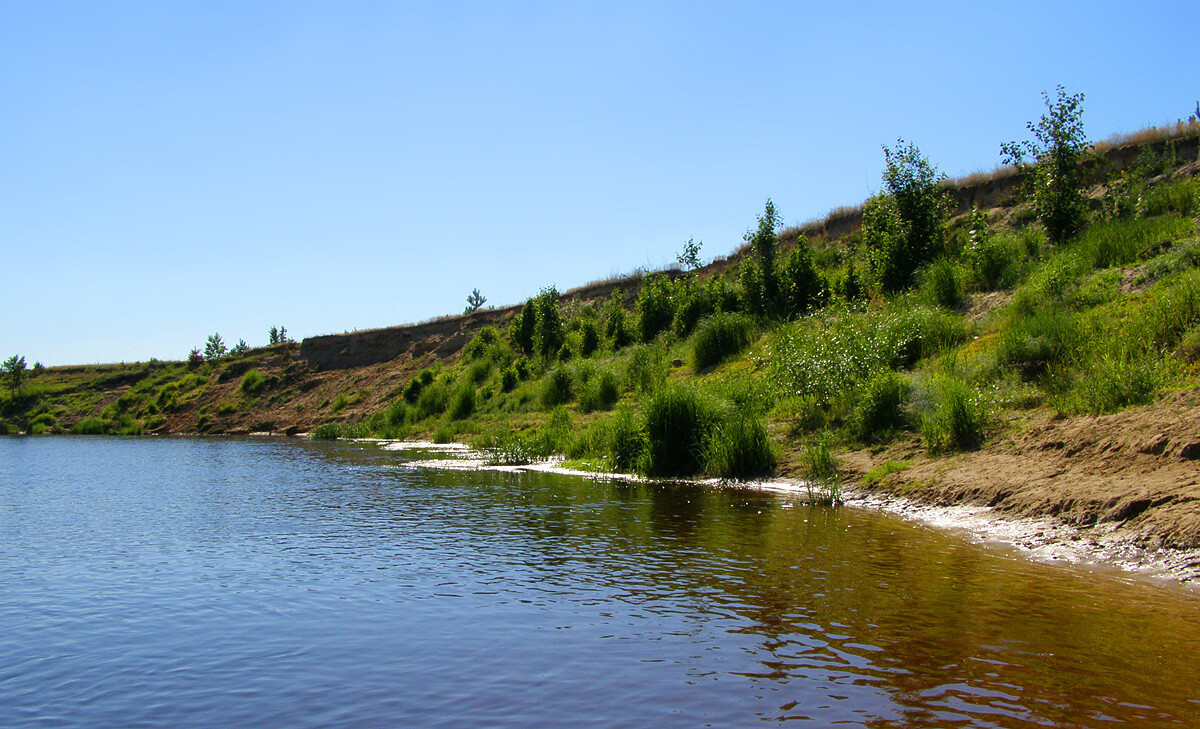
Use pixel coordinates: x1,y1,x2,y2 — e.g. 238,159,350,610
305,443,1200,725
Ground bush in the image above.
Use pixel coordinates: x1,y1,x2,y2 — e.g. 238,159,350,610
865,140,948,292
607,405,644,473
801,431,842,505
70,416,110,435
311,423,342,440
692,313,755,372
1001,86,1090,245
918,375,988,453
240,369,268,396
625,344,668,395
636,274,676,342
578,319,600,357
540,367,574,409
996,306,1079,379
641,386,715,477
578,369,619,413
919,257,964,309
448,382,476,420
851,371,912,443
415,381,450,419
500,365,519,393
703,412,776,480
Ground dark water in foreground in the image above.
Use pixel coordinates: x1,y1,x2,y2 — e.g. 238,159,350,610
2,437,1199,728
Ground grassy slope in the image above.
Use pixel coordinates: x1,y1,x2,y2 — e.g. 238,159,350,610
4,125,1200,544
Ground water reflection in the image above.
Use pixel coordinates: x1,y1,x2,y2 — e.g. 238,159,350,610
1,436,1198,728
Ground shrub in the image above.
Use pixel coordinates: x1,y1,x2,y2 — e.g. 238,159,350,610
996,306,1079,378
534,287,565,360
865,140,948,292
540,367,574,409
500,365,519,393
240,369,267,396
778,237,826,317
641,385,715,477
602,289,635,351
672,281,713,336
692,313,754,372
578,319,600,357
636,274,676,342
703,412,776,480
801,431,842,505
625,344,668,395
919,257,964,309
1001,86,1090,245
448,382,476,420
578,369,619,413
918,375,988,453
415,381,450,419
71,416,110,435
607,405,645,473
851,371,912,443
744,199,782,316
311,423,342,440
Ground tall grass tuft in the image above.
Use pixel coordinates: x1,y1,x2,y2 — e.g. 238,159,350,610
919,257,965,309
540,367,574,409
578,368,619,413
641,385,715,477
607,405,645,473
692,313,755,372
801,431,842,505
703,412,776,480
1067,350,1162,414
850,370,912,443
917,375,988,453
996,305,1079,379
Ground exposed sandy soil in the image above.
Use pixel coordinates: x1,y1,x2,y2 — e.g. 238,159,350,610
829,389,1200,581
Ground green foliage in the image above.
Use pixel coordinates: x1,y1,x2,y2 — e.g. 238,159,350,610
578,368,619,413
677,236,703,271
918,375,988,453
919,257,965,309
464,288,487,313
71,416,111,435
851,371,912,443
865,140,948,292
229,339,249,356
801,431,842,505
540,367,574,409
692,312,754,372
606,405,645,473
1066,348,1163,414
996,305,1079,378
624,343,668,395
448,382,476,420
240,369,268,396
533,286,565,361
1142,177,1198,218
771,303,969,403
703,412,776,480
1001,86,1090,245
641,385,715,477
602,289,634,351
778,236,826,317
500,365,520,393
671,280,714,336
513,299,537,355
738,257,766,317
578,318,600,357
636,274,676,342
415,380,450,419
966,229,1027,291
268,326,289,345
744,199,781,314
3,355,27,396
204,333,227,361
1073,215,1193,270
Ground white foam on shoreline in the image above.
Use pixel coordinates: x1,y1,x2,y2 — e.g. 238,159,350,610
376,441,1200,590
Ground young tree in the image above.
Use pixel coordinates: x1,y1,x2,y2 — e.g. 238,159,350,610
229,339,249,356
204,333,227,361
1001,86,1090,245
865,140,948,292
464,288,487,313
3,354,27,396
676,237,703,272
602,289,633,351
779,236,825,317
533,286,564,360
744,199,782,315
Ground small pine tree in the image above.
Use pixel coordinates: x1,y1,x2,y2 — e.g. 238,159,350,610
204,333,227,361
465,288,487,313
2,354,27,396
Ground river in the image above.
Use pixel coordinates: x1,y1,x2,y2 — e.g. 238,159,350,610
2,436,1198,727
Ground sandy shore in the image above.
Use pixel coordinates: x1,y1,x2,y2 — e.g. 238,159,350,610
375,438,1200,591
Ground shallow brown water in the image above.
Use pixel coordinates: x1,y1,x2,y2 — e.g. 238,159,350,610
1,436,1198,727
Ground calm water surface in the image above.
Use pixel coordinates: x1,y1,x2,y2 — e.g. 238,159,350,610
2,436,1199,728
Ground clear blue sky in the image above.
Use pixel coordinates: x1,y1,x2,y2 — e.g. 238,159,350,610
4,1,1198,365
